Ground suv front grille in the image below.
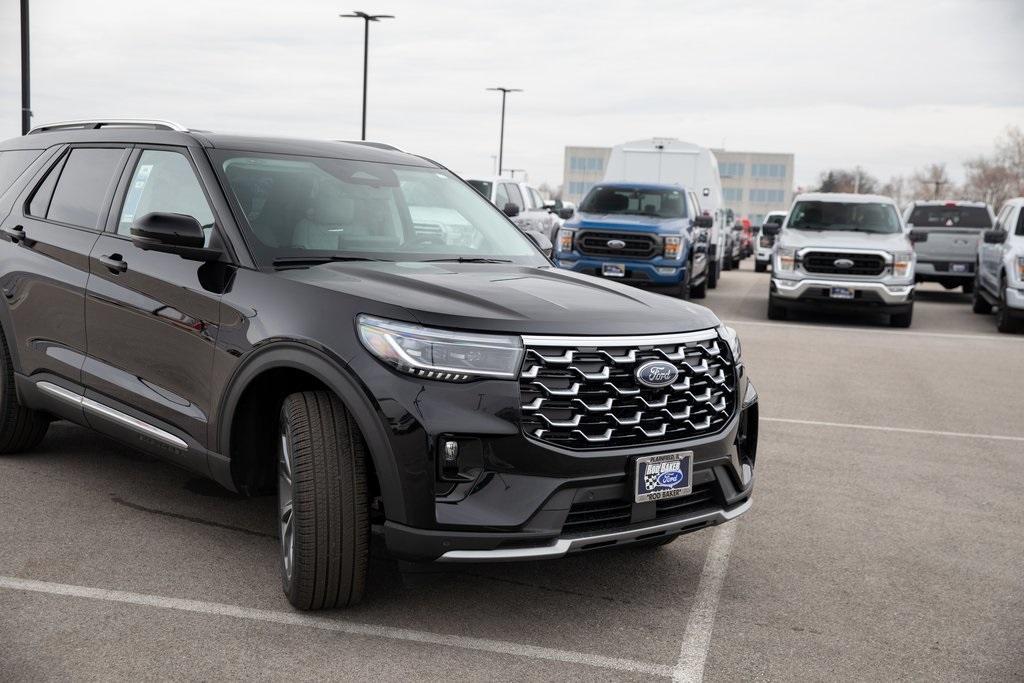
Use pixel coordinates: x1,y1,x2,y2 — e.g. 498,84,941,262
519,331,736,449
576,231,658,258
802,251,886,276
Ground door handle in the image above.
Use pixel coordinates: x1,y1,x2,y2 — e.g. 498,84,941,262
3,225,34,247
99,254,128,274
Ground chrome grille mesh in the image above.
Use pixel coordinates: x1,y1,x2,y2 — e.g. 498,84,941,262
519,331,736,448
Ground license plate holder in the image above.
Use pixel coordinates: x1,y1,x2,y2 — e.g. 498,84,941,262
634,452,693,503
950,263,969,273
830,286,855,300
602,263,626,278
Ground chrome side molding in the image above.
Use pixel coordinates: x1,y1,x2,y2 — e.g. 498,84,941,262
36,381,188,450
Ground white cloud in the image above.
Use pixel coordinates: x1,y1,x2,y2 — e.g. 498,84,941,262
1,0,1021,190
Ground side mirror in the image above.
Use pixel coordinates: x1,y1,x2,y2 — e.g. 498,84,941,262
557,207,575,220
502,202,520,218
131,212,220,261
983,228,1008,244
908,229,928,244
526,231,553,257
693,215,713,229
762,225,781,236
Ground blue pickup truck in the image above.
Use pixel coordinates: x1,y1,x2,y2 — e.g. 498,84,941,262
553,183,711,299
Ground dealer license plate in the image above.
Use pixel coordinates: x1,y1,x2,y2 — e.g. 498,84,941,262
635,452,693,503
602,263,626,278
950,263,969,273
830,286,855,300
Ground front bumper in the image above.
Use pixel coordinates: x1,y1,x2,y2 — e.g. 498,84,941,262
556,254,691,286
771,276,914,306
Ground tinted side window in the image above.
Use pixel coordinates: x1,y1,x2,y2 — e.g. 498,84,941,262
0,150,43,193
505,183,525,211
47,148,126,229
117,150,214,239
495,182,510,209
1016,208,1024,237
28,155,66,218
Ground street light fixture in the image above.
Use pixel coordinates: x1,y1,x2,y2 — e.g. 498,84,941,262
507,169,527,181
486,87,522,176
340,10,394,141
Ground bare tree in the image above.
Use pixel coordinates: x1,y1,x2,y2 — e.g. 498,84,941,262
961,126,1024,207
815,168,879,194
909,163,956,200
879,175,907,206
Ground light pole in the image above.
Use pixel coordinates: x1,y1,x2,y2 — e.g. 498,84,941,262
340,11,394,141
20,0,31,135
507,168,526,181
486,87,522,176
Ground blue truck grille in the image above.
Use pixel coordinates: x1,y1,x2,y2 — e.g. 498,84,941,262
576,231,658,259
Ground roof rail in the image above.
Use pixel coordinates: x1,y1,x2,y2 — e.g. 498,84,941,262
339,140,402,152
27,119,189,135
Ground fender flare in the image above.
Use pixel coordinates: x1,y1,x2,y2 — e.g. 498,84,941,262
213,341,406,522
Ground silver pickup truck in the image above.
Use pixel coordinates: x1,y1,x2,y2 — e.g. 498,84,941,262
903,200,995,293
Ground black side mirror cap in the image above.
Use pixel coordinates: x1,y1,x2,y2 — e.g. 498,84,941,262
557,207,575,220
502,202,520,218
983,228,1008,244
131,212,221,261
762,225,781,236
908,229,928,243
693,215,713,228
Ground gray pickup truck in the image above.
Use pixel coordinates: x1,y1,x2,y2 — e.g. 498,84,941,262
903,201,995,293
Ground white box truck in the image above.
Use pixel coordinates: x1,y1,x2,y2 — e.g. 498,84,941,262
603,138,727,288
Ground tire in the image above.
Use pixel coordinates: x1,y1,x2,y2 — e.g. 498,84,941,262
708,261,719,289
767,296,787,320
722,258,732,272
996,277,1023,334
0,331,49,454
971,280,992,314
279,391,369,610
689,273,707,299
754,261,767,273
889,307,913,328
961,279,974,294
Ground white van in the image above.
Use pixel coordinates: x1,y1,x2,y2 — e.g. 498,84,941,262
603,138,727,288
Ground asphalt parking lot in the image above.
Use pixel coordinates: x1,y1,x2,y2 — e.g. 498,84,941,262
1,261,1022,682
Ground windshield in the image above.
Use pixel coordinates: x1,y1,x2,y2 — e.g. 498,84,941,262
907,205,992,229
579,186,687,219
212,152,545,266
466,179,492,199
787,201,901,234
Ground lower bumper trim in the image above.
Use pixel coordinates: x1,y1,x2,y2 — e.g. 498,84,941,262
437,498,751,562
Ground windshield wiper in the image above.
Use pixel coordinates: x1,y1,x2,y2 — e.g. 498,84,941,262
421,257,514,264
272,255,390,268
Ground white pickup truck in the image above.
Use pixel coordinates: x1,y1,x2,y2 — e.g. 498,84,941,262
903,200,995,293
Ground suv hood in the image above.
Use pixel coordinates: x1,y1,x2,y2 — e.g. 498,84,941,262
572,213,688,233
281,262,719,335
780,229,910,251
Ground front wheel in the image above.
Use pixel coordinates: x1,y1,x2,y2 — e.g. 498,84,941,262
996,277,1023,334
689,272,707,299
889,307,913,328
707,261,719,289
0,331,50,455
754,261,767,273
971,280,992,314
767,295,787,320
279,391,369,610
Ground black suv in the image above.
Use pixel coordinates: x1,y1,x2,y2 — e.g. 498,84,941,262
0,120,758,610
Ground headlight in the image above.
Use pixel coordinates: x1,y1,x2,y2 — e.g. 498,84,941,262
716,324,742,362
357,315,524,381
664,235,683,259
557,229,574,253
775,247,797,272
892,251,914,278
1016,256,1024,282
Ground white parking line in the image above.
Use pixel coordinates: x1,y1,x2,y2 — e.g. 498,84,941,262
0,575,674,678
728,319,1016,342
672,523,737,683
763,417,1024,443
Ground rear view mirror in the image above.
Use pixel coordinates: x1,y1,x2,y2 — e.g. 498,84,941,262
983,228,1007,244
693,215,713,228
132,212,220,261
502,203,520,218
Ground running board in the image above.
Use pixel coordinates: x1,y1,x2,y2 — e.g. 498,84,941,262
36,381,188,450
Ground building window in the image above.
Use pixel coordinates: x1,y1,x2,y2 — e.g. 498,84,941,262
723,188,743,202
720,162,744,178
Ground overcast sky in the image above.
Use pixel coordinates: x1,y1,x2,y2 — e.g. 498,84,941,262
1,0,1022,190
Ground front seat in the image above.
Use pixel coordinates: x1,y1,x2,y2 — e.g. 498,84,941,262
293,187,354,250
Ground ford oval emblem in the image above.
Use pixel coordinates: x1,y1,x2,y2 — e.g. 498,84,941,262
833,258,855,269
656,470,684,487
607,239,626,249
635,360,679,388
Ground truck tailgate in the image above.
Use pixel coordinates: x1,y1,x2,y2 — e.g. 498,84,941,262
914,229,982,262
